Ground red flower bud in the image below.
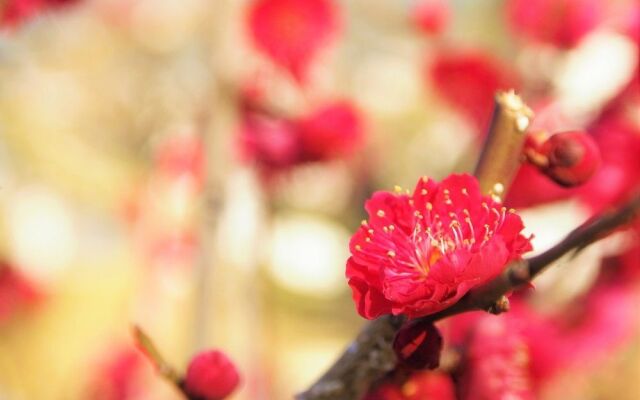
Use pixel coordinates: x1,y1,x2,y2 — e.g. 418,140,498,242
184,350,240,400
393,320,443,370
538,131,601,187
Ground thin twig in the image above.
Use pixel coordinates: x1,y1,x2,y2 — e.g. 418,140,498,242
132,325,182,384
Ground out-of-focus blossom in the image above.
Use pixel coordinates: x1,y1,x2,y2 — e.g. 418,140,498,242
246,0,339,82
184,350,240,400
616,1,640,44
615,237,640,282
363,371,456,400
505,0,604,48
458,316,534,400
238,112,301,173
0,262,42,326
85,348,149,400
155,133,205,188
297,100,365,162
528,131,601,187
578,111,640,212
506,163,576,209
393,320,442,370
411,0,450,36
238,97,366,181
518,283,640,384
148,232,197,268
346,174,532,319
0,0,79,28
429,51,519,134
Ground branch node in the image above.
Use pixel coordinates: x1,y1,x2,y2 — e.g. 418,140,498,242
487,295,510,315
509,261,531,285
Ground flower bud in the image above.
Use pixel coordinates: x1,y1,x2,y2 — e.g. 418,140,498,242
184,350,240,400
539,131,601,187
393,320,443,370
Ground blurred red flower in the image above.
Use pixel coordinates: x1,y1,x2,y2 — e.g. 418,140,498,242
458,315,534,400
516,283,640,383
238,111,302,173
238,97,366,181
411,0,450,36
246,0,339,82
578,111,640,213
184,350,240,400
85,347,149,400
505,0,604,48
0,263,42,326
297,100,365,162
363,371,456,400
429,51,519,135
155,133,205,188
346,174,532,319
1,0,79,28
506,163,576,209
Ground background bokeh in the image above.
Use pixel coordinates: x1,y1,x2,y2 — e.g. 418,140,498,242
0,0,638,399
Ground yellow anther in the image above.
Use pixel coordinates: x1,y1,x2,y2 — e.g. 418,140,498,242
377,210,386,217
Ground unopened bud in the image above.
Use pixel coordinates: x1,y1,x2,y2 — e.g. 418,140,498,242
184,350,240,400
393,320,443,370
535,131,601,187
